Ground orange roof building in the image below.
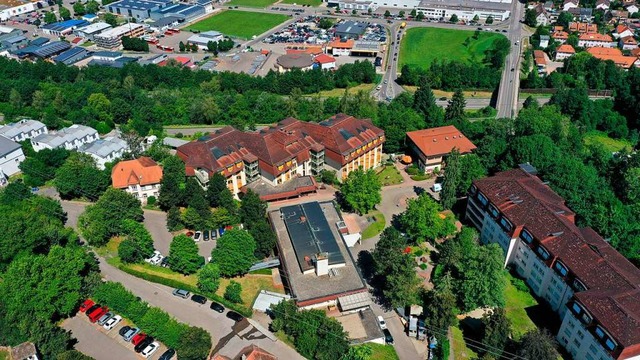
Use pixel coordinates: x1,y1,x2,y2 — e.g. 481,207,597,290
569,22,598,33
406,126,476,173
555,44,576,60
578,33,616,47
211,345,277,360
111,157,163,203
552,31,569,43
587,47,622,56
587,47,638,68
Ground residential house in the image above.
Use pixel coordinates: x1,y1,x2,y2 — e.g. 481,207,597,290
212,345,277,360
534,50,547,73
535,4,550,26
10,342,38,360
578,33,616,48
555,44,576,60
607,10,629,23
465,166,640,360
0,119,47,142
626,4,639,14
613,25,634,39
30,124,99,152
177,114,384,199
569,7,594,22
569,22,598,34
78,136,128,170
620,35,638,50
595,0,610,10
587,47,639,69
552,31,570,44
540,34,550,48
563,0,579,11
0,135,25,179
111,157,162,203
405,126,476,174
544,0,554,11
314,53,336,70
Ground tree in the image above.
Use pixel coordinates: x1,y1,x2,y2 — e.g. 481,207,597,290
239,189,267,226
118,239,139,263
450,14,459,23
472,14,480,22
44,11,57,24
413,76,443,126
517,329,558,360
320,169,338,185
524,8,538,27
104,13,118,27
441,148,461,209
79,188,143,246
422,285,457,332
158,156,184,210
54,152,109,201
205,173,228,208
384,10,391,17
166,206,184,231
444,89,466,127
416,11,424,21
168,234,204,274
1,181,32,204
318,18,333,29
179,41,186,52
223,280,243,303
56,350,95,360
457,243,505,311
485,15,493,24
399,10,405,18
85,0,99,14
458,154,486,197
178,326,213,360
118,220,154,263
341,345,373,360
340,168,382,215
399,192,456,243
522,95,538,109
557,11,573,29
59,6,71,20
480,308,511,356
249,219,276,259
122,36,149,52
210,229,256,277
197,263,221,294
73,2,85,15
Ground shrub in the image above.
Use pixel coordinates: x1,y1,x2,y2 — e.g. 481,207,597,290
414,249,425,257
406,165,420,175
419,263,428,270
223,280,243,304
511,276,530,293
147,196,156,206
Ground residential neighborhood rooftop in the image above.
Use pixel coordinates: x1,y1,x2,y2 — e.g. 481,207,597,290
111,156,163,188
406,125,477,157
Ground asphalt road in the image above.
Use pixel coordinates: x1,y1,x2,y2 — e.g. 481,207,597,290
496,0,526,118
62,316,139,360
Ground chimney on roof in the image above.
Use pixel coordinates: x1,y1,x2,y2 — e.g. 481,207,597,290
315,252,329,276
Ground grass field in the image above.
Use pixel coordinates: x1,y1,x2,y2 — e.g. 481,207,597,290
187,11,289,39
369,343,399,360
400,28,505,70
584,130,632,153
280,0,323,5
451,325,478,359
309,83,375,97
376,165,403,186
362,210,385,240
225,0,276,7
0,350,8,360
504,273,538,339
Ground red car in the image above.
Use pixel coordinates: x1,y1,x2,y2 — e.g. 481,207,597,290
79,299,95,313
132,333,147,346
88,306,108,323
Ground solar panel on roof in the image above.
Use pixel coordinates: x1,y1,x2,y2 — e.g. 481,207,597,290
338,128,353,140
211,146,224,159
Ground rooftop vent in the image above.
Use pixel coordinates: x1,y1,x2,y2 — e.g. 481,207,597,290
433,138,437,142
550,231,564,237
445,136,449,140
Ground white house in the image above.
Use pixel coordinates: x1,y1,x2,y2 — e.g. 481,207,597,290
540,35,550,48
626,4,639,14
314,53,336,70
111,157,163,203
0,136,25,180
563,0,579,11
535,5,550,26
78,136,128,170
30,124,99,152
620,36,638,50
578,33,617,48
0,119,47,142
555,44,576,60
613,25,634,39
595,0,610,10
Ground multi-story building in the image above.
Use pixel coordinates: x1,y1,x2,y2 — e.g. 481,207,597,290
406,125,476,173
94,23,145,49
0,135,25,179
107,0,171,20
466,166,640,360
0,119,47,142
578,33,617,48
111,157,163,203
78,136,128,170
177,114,384,199
30,124,99,152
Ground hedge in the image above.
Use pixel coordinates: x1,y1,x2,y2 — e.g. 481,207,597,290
117,264,253,318
92,281,210,359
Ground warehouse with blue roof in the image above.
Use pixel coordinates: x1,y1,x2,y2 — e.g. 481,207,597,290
16,41,70,59
42,19,90,36
53,47,91,65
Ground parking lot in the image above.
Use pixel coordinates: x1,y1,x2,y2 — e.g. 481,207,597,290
62,313,169,360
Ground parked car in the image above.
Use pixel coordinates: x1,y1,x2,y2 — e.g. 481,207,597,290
193,231,202,242
210,302,225,313
145,250,163,265
85,304,100,317
88,306,108,323
377,315,387,330
191,294,207,304
226,311,244,322
97,311,114,326
203,230,210,241
141,342,160,358
123,327,140,342
134,336,154,353
158,349,176,360
383,329,394,344
161,257,170,267
103,315,122,330
172,289,190,299
79,299,95,313
119,325,132,337
132,333,147,346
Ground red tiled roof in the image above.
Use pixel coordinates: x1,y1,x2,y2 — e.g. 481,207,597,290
579,33,614,42
406,126,476,157
473,169,640,354
328,38,354,49
557,44,576,53
111,157,163,188
587,47,623,56
314,53,336,64
553,31,569,40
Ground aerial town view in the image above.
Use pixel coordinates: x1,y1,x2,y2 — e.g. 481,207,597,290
1,0,640,358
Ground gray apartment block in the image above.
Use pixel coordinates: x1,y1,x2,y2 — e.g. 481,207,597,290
0,119,47,142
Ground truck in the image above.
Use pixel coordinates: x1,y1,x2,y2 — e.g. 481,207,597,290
400,22,406,29
408,316,418,338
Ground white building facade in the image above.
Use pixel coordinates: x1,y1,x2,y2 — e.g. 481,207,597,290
0,119,48,142
0,136,25,178
30,124,99,152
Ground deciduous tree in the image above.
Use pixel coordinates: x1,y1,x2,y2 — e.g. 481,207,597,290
441,148,461,209
197,263,221,294
223,280,242,303
210,229,256,277
480,308,511,356
168,234,204,274
399,192,456,243
517,329,558,360
340,168,382,215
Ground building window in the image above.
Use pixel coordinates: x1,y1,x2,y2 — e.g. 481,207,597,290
573,279,587,292
488,204,499,218
477,192,488,206
589,344,597,354
499,217,512,232
537,246,550,260
554,261,568,276
520,229,533,244
577,330,584,339
470,184,477,195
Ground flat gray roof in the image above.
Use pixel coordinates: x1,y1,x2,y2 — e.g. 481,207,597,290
270,201,367,305
0,136,21,157
417,0,512,11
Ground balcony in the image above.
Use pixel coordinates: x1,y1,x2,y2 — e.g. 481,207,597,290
194,169,209,186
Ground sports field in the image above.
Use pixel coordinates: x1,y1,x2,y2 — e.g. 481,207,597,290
187,10,289,39
280,0,323,5
399,28,505,69
225,0,276,7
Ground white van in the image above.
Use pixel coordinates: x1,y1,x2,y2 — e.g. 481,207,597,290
431,183,442,192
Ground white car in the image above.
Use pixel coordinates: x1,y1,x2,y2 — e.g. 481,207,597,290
145,251,163,265
378,315,387,330
141,342,160,358
193,231,202,242
103,315,122,330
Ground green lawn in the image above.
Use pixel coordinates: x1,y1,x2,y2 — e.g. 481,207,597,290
369,343,399,360
451,325,478,359
280,0,323,5
400,28,506,70
0,350,9,360
187,11,289,39
225,0,276,7
376,165,403,186
583,130,632,153
362,210,385,240
504,273,538,339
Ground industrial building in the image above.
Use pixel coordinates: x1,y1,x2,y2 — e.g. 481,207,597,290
187,30,224,50
150,3,205,21
52,46,91,65
94,23,145,49
0,0,36,21
41,19,90,36
269,201,369,309
107,0,171,20
74,22,112,41
16,40,71,59
330,0,512,20
466,166,640,360
334,20,367,39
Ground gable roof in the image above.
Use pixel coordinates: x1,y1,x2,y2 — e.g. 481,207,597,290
557,44,576,53
0,134,21,157
579,33,614,42
111,156,162,188
406,126,476,157
314,53,336,64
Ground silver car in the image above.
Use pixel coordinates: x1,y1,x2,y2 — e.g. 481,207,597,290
97,312,114,326
172,289,190,299
123,327,140,342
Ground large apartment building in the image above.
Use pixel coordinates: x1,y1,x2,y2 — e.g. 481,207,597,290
177,114,385,199
465,166,640,360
